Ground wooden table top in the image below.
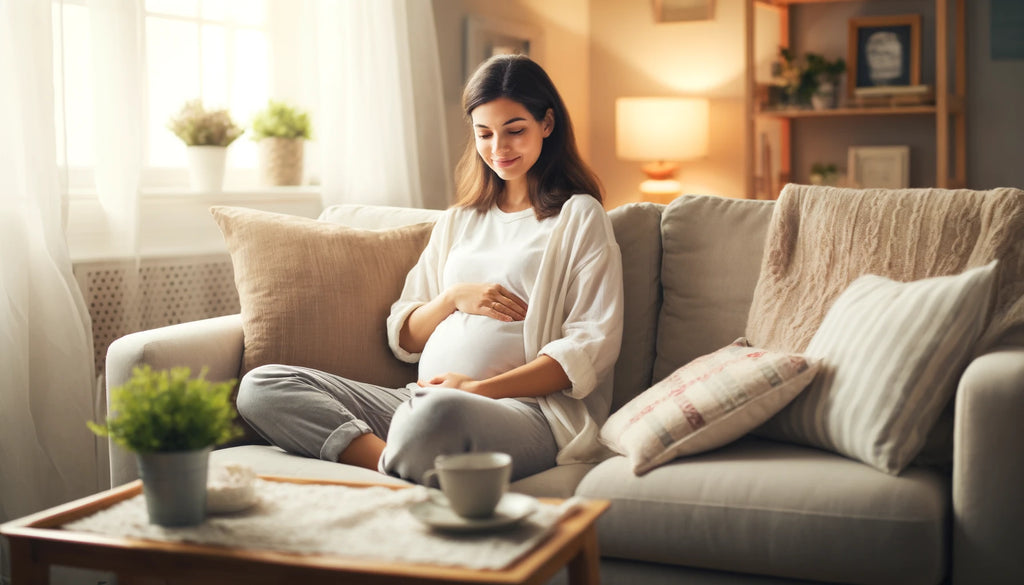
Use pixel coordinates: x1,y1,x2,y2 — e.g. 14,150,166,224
1,475,610,585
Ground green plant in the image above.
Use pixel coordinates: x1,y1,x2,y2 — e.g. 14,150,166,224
773,49,846,105
805,52,846,87
88,366,242,452
250,100,312,140
811,162,838,176
167,100,244,147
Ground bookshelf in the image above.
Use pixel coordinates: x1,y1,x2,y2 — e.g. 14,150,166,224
744,0,967,199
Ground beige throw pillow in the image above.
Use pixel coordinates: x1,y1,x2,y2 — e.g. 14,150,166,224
600,338,819,475
210,206,433,387
757,262,997,475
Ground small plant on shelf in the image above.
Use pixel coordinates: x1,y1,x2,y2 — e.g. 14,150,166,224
249,100,312,186
167,100,244,147
805,53,846,109
250,100,312,141
810,162,839,186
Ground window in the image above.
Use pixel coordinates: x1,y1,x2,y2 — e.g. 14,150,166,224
53,0,273,189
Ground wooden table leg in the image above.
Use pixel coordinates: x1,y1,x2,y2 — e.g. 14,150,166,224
8,539,49,585
566,526,601,585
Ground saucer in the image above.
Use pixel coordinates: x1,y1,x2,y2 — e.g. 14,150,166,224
409,492,538,533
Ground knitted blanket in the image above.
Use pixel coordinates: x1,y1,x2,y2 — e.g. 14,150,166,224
746,184,1024,353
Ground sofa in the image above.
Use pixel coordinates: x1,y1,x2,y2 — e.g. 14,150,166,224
106,188,1024,585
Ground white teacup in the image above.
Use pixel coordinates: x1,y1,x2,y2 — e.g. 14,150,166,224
422,452,512,519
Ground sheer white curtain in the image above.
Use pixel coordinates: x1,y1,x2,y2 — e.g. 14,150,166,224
0,0,99,534
317,0,452,210
90,0,144,258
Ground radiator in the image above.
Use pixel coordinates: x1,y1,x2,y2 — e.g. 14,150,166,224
73,254,241,374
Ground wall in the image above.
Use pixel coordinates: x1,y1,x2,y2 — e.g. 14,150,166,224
432,0,590,206
589,0,748,207
967,0,1024,189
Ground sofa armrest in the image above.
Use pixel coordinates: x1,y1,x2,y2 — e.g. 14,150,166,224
105,314,244,486
953,345,1024,584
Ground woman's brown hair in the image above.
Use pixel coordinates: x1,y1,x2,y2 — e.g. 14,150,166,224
454,54,603,218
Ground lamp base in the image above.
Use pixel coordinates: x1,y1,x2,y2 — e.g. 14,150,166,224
640,179,682,194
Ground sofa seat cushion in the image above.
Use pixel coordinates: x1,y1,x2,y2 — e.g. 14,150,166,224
212,445,411,486
212,446,592,498
575,437,948,585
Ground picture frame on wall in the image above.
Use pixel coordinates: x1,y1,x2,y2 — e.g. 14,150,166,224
464,16,540,81
653,0,715,23
847,14,922,97
847,146,910,188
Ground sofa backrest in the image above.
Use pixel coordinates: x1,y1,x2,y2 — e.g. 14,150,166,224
605,203,664,411
650,195,775,385
318,198,775,414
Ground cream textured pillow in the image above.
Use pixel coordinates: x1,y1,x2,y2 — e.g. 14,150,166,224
600,338,819,475
757,262,997,475
210,206,433,387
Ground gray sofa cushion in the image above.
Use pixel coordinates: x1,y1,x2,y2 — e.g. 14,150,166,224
654,195,774,382
607,202,664,410
212,445,592,498
575,437,948,585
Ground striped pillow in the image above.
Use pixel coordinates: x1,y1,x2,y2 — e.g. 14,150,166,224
600,339,819,475
757,262,997,475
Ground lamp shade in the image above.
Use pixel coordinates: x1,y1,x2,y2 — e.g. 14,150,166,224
615,97,709,162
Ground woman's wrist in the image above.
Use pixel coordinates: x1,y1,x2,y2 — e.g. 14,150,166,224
464,379,490,397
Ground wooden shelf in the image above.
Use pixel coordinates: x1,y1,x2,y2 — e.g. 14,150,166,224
756,0,882,6
758,105,938,119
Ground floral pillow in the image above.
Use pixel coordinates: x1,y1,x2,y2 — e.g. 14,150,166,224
600,338,819,475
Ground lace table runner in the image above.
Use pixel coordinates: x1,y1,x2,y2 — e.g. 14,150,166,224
64,480,577,571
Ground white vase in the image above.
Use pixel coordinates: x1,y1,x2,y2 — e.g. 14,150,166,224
811,81,837,110
186,146,228,192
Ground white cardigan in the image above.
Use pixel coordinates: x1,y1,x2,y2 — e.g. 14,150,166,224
386,195,624,464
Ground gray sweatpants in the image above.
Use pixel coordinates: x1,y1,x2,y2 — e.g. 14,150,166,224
236,364,558,484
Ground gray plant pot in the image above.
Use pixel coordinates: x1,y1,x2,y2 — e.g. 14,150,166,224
136,448,212,526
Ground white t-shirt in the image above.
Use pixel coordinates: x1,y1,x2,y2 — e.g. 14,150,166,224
417,206,556,381
387,195,624,464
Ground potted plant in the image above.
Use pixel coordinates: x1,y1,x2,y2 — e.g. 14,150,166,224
89,366,242,526
250,100,312,186
810,162,839,186
771,48,816,108
167,100,244,192
805,53,846,110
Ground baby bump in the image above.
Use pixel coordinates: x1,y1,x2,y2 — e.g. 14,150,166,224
418,313,526,381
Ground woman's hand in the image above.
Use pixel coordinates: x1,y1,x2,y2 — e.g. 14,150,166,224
446,283,528,322
418,373,481,394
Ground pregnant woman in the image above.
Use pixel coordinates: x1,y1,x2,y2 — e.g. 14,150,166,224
237,54,624,483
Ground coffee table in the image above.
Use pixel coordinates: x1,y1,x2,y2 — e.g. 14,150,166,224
1,476,610,585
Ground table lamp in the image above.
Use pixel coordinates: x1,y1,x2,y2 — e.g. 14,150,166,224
615,97,709,200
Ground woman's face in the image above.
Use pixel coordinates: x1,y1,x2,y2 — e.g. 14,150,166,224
471,97,553,186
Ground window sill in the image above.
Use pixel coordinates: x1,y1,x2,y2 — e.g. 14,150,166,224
68,187,323,263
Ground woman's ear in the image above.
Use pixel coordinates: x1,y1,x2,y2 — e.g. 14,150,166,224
542,108,554,138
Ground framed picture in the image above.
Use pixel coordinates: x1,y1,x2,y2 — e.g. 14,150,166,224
847,14,922,97
847,146,910,188
464,16,541,81
653,0,715,23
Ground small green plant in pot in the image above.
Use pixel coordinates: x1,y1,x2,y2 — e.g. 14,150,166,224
810,162,840,186
250,100,312,186
167,99,244,192
805,53,846,110
89,365,242,526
